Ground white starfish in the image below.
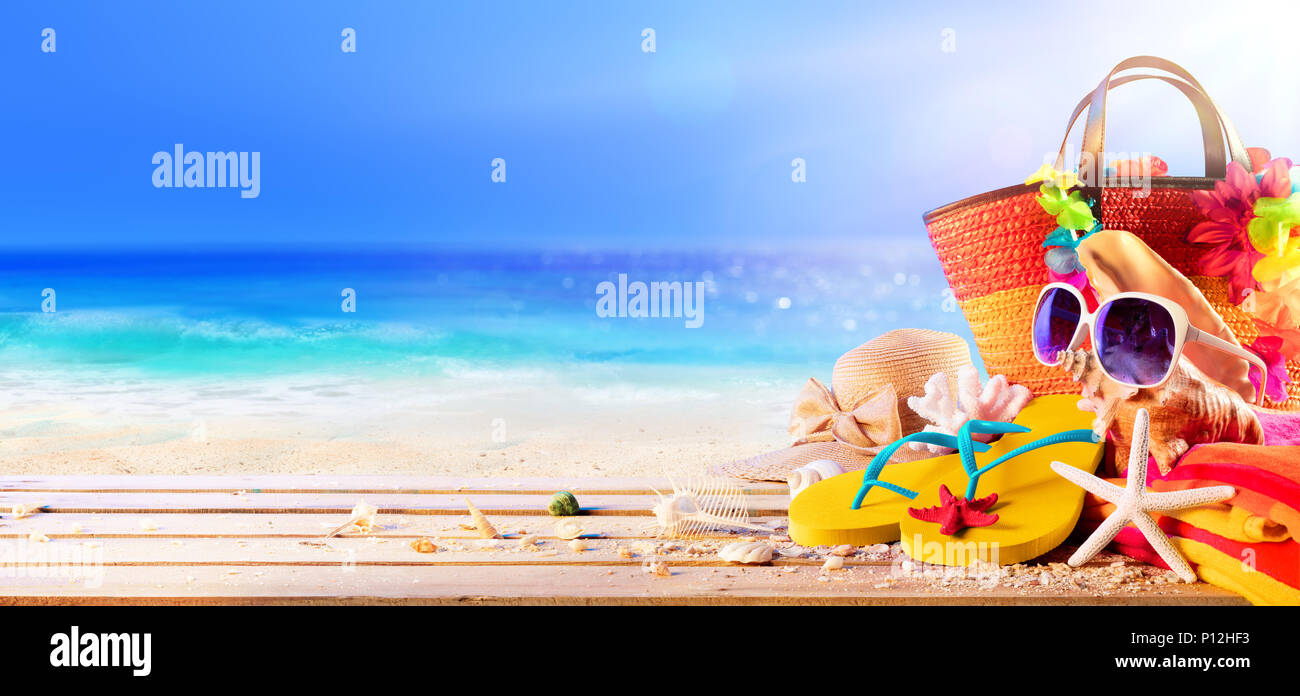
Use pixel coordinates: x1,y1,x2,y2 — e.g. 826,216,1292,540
1049,408,1235,583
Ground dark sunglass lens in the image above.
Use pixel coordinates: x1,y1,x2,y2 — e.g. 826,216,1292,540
1095,298,1176,386
1033,288,1082,362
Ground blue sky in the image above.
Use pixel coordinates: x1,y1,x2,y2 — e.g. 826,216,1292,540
4,0,1299,252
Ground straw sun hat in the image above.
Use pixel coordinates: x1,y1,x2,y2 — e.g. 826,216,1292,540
713,328,974,482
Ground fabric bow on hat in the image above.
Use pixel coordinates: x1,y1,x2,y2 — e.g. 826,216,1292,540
789,378,902,453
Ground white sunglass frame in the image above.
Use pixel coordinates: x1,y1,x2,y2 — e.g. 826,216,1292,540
1031,282,1268,406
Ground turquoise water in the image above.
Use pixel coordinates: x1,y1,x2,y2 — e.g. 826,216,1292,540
0,248,973,380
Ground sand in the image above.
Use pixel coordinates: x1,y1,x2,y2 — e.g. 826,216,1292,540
0,364,801,479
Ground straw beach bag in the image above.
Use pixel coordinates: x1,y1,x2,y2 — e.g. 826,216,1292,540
924,56,1300,410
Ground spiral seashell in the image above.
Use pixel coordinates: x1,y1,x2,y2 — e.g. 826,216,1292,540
787,459,844,500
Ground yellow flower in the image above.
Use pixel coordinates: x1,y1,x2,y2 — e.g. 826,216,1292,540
1025,163,1078,190
1252,237,1300,283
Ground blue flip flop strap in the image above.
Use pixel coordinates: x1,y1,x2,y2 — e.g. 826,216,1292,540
849,432,991,510
963,428,1098,500
958,419,1031,478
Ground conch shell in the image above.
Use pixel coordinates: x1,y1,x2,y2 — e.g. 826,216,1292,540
787,459,844,500
1059,348,1264,475
1077,228,1256,403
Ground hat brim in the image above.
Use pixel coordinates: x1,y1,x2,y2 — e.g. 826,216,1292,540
711,439,933,483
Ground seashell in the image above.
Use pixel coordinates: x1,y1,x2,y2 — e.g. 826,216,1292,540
568,539,586,553
829,544,855,557
465,498,503,539
326,500,379,538
1077,229,1256,402
717,541,775,565
11,503,44,519
906,365,1033,453
409,537,438,553
787,459,844,500
1060,348,1264,475
547,491,581,517
518,534,540,547
822,556,845,572
649,476,773,539
555,518,583,540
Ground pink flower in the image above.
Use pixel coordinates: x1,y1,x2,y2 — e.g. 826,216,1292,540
1249,335,1291,403
1259,157,1294,200
1188,161,1266,303
1048,267,1089,290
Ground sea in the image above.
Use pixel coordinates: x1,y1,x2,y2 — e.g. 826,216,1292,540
0,247,975,423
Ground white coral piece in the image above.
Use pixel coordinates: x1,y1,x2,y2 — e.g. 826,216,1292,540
905,365,1033,454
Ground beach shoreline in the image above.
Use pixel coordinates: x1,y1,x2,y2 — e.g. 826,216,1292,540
0,364,800,479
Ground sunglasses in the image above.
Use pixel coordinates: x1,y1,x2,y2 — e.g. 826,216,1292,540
1031,282,1268,405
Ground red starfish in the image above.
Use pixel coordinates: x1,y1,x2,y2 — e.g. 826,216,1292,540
907,484,999,535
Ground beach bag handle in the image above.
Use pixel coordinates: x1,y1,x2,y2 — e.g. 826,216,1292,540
1051,56,1251,180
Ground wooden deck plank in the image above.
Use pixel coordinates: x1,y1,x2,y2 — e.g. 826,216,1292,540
0,513,706,538
0,536,844,566
0,563,1248,605
0,475,787,496
0,492,789,516
0,536,1180,569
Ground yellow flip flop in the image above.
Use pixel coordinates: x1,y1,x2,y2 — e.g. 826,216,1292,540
788,433,995,547
899,394,1104,567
